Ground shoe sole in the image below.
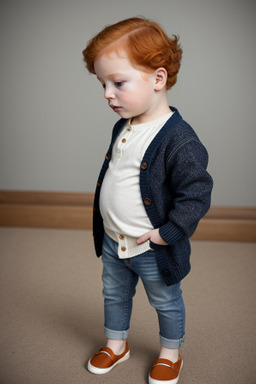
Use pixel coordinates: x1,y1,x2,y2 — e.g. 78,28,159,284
87,350,130,375
148,360,183,384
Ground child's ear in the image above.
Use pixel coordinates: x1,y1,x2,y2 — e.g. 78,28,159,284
154,68,168,91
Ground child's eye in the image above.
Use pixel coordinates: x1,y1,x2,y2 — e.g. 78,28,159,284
115,82,124,88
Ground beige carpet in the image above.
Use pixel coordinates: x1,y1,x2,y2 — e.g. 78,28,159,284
0,228,255,384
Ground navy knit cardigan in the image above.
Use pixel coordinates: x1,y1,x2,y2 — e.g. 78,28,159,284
92,107,213,286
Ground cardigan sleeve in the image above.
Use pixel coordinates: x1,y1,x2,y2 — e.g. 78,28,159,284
159,137,213,244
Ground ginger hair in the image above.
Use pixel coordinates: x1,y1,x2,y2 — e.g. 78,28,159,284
82,17,182,90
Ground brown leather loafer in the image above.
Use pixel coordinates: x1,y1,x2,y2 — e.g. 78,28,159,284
148,355,183,384
87,342,130,375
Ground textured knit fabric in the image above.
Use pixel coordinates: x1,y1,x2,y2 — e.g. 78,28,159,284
93,106,213,286
100,112,173,258
104,227,151,259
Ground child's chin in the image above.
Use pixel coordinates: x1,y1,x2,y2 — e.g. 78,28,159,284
116,110,131,119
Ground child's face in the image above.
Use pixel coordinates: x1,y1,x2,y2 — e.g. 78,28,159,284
94,50,159,124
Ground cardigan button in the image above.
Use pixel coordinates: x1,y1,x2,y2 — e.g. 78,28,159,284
144,198,152,206
97,181,101,187
105,154,110,160
141,162,147,170
163,269,171,277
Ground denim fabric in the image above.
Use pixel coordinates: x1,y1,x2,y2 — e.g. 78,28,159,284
102,232,185,349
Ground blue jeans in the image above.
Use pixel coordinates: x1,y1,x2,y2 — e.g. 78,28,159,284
102,232,185,349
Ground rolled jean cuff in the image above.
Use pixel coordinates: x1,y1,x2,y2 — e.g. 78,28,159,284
104,326,129,340
160,334,185,349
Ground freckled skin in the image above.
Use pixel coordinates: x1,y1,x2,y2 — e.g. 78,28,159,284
94,50,170,126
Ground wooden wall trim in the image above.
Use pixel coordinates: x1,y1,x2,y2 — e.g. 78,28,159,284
0,190,256,241
0,191,93,230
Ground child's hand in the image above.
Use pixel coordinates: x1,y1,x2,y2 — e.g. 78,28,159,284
136,229,168,246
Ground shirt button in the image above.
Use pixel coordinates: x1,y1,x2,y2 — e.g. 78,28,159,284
144,198,152,206
121,247,126,252
122,138,126,143
119,235,125,240
141,162,147,170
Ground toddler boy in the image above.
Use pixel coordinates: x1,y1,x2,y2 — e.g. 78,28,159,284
83,17,213,384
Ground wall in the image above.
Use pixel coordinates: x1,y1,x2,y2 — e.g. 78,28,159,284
0,0,255,206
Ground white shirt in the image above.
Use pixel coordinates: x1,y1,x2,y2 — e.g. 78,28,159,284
100,112,173,258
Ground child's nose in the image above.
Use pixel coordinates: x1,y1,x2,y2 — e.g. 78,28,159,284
104,86,115,100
